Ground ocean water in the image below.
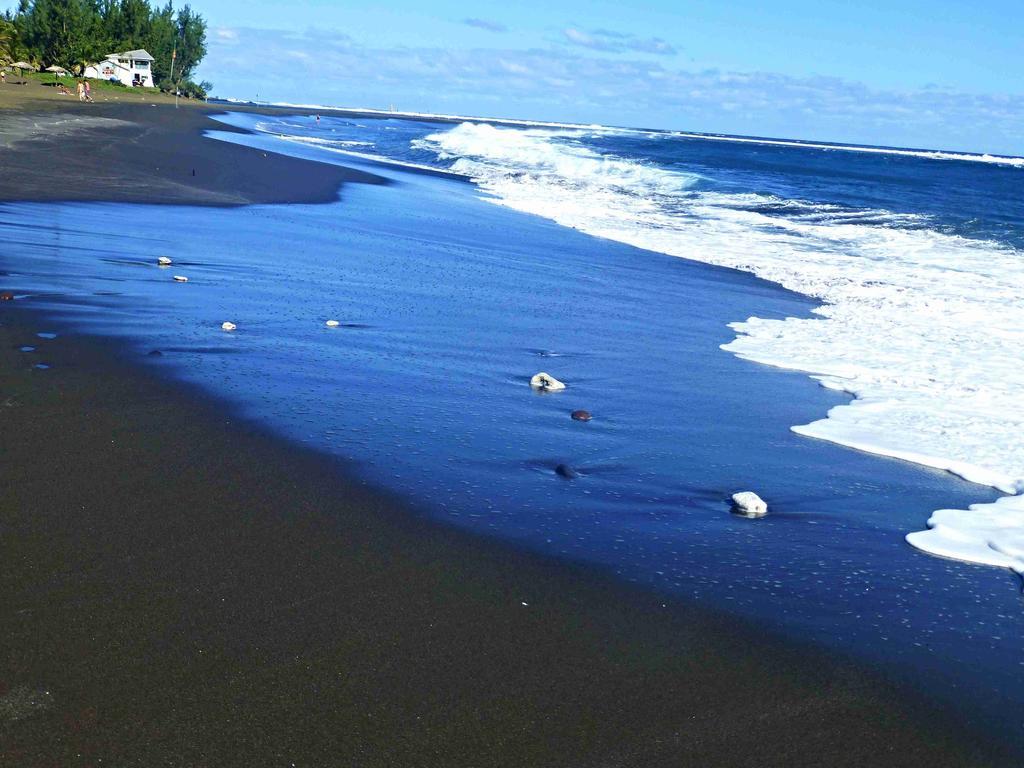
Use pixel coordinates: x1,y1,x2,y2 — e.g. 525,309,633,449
235,111,1024,574
2,110,1023,748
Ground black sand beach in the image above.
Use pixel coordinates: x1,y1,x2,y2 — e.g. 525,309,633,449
0,86,1011,766
0,87,381,206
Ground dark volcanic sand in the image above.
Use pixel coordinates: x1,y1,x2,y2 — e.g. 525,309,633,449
0,97,1011,766
0,89,383,206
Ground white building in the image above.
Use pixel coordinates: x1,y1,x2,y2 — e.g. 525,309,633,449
84,49,155,88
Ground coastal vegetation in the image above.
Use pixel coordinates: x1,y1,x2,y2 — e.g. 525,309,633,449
0,0,209,96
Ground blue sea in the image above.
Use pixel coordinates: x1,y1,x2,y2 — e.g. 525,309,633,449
3,108,1023,750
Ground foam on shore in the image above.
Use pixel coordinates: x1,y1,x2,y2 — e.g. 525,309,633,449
414,121,1024,574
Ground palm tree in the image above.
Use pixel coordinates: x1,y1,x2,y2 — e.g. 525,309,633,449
0,18,18,64
0,16,32,67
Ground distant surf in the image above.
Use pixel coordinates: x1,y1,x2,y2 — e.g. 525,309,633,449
663,131,1024,168
216,98,1024,168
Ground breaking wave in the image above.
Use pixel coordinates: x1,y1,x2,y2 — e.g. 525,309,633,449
415,121,1024,575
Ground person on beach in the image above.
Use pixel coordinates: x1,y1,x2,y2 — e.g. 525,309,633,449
1,70,6,85
84,80,92,102
77,80,85,101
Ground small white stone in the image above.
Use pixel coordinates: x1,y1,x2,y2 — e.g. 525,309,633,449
325,319,340,327
221,321,237,331
530,372,566,391
157,256,172,266
731,491,768,518
172,275,188,282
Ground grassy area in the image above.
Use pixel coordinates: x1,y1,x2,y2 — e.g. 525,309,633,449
0,70,196,109
15,70,143,93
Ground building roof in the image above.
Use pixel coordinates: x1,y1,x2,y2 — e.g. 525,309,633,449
106,49,155,62
89,59,130,72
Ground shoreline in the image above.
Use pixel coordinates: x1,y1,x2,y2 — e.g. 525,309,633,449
0,298,1007,767
0,94,1017,764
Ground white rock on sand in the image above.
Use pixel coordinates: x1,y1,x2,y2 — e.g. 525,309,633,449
731,491,768,518
530,372,566,391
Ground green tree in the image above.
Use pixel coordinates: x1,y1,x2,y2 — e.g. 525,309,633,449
17,0,103,68
109,0,151,49
171,3,205,84
97,0,121,51
8,0,207,83
0,17,20,62
146,0,174,83
178,76,210,98
11,0,35,62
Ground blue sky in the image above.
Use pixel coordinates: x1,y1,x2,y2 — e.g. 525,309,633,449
28,0,1024,152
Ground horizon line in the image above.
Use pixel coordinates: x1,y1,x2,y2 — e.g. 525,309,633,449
210,96,1024,166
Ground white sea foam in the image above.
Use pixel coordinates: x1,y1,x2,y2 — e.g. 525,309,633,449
259,130,459,175
415,121,1024,575
412,122,699,195
273,134,372,149
251,122,375,150
262,101,611,131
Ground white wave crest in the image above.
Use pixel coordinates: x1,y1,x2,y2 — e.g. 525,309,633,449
266,132,458,175
273,134,373,148
260,101,613,130
417,122,1024,575
413,122,699,196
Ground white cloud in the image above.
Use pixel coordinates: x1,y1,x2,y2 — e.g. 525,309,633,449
562,27,677,56
464,18,507,33
202,27,1024,154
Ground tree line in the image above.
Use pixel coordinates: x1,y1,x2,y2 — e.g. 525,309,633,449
1,0,210,97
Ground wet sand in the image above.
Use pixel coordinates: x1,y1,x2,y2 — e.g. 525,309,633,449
0,92,1013,765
